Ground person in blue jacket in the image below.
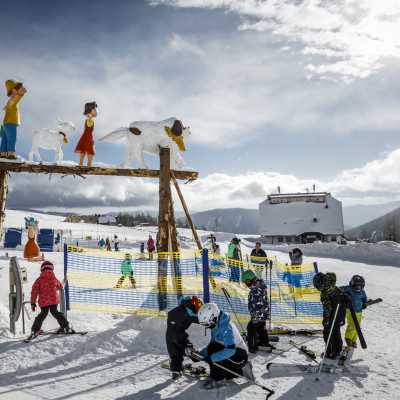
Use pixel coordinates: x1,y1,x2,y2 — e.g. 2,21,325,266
340,275,368,348
194,303,253,390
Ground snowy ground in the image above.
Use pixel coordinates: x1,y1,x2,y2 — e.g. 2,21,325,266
0,210,400,399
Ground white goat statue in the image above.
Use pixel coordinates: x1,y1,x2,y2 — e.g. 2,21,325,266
29,119,75,164
99,117,193,169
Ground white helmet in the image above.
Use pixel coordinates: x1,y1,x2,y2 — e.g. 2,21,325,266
198,303,220,329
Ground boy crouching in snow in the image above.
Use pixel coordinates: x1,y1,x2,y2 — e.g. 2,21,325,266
28,261,74,340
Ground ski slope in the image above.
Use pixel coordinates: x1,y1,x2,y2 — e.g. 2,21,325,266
0,210,399,400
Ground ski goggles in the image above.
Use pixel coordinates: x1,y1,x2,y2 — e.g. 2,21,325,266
354,285,363,291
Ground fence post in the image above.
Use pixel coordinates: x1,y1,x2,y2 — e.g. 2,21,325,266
313,262,318,273
202,248,210,303
64,243,69,314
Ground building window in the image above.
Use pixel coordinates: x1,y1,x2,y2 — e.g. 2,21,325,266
331,236,336,242
278,237,283,243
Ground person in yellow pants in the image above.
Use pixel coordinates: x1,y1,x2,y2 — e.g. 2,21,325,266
340,275,367,348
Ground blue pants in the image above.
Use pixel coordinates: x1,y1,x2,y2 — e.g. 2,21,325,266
0,123,17,153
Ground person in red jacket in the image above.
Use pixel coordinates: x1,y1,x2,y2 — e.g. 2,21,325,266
147,235,155,260
28,261,74,340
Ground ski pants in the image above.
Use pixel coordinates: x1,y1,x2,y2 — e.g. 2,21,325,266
148,249,154,260
228,259,241,282
116,275,136,287
345,309,362,343
323,323,343,355
31,304,69,333
166,328,191,373
205,342,248,381
247,320,270,351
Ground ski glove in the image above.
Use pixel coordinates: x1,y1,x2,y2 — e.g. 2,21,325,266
362,303,367,310
184,346,194,357
189,350,204,363
31,303,36,312
203,354,212,364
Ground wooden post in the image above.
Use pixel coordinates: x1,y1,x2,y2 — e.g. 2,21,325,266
0,170,8,239
158,148,171,253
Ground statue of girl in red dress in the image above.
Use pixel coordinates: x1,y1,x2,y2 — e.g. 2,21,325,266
24,217,42,262
74,101,97,166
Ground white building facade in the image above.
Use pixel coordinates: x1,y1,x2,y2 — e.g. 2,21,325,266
259,192,344,244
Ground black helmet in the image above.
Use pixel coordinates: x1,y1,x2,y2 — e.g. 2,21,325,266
232,237,240,244
313,272,326,290
350,275,365,292
325,272,336,287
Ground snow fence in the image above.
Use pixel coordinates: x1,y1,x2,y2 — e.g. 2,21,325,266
65,244,323,326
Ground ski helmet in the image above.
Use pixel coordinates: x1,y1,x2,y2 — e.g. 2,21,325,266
41,261,54,271
313,272,326,290
198,303,220,329
232,237,240,245
241,269,256,286
190,295,204,314
125,253,132,260
350,275,365,291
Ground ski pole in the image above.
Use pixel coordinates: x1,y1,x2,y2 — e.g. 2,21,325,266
211,361,275,399
221,287,246,334
316,302,340,381
269,259,272,330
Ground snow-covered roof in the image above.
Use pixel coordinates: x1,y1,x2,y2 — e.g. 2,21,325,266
259,193,344,236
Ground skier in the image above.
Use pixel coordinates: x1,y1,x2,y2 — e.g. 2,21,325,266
241,269,274,352
228,237,241,282
98,238,105,250
250,241,267,279
114,253,136,288
193,302,253,390
114,235,120,251
147,235,155,259
313,272,346,359
340,275,368,348
28,261,74,340
289,247,303,265
165,295,203,380
105,237,111,251
139,242,145,259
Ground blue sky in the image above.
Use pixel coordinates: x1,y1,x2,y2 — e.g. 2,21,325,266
1,0,400,213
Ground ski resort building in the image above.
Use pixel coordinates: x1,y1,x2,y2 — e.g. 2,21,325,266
259,192,344,244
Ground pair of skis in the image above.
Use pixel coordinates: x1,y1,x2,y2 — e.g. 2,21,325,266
24,330,87,342
161,362,209,377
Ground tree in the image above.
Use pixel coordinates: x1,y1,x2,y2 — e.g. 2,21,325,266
212,216,221,232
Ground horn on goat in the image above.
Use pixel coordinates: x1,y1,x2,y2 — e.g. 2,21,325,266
171,120,183,136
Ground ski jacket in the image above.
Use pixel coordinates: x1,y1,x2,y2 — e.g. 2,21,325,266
228,243,240,260
121,259,132,276
147,238,154,250
339,285,367,313
166,297,199,356
251,248,267,258
289,252,303,266
248,279,270,323
320,285,346,327
200,311,248,363
30,269,63,307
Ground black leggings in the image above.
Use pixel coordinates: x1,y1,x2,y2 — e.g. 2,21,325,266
31,304,69,332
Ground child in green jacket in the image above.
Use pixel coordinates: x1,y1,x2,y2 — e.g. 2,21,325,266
115,253,136,288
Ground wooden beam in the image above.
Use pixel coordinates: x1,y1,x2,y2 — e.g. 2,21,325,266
0,161,198,180
0,170,8,239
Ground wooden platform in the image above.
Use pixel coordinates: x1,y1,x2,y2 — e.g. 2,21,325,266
0,161,198,180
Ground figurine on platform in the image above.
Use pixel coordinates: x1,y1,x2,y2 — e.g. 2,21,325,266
24,217,42,262
75,102,97,166
99,117,192,170
1,79,27,160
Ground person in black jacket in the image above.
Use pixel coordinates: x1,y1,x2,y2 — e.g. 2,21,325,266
165,295,203,380
250,242,267,279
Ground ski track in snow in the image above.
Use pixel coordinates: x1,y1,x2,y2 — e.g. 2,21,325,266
0,210,400,399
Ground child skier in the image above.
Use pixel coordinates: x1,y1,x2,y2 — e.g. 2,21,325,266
165,295,203,380
313,272,347,359
241,269,274,352
340,275,368,348
114,253,136,288
194,302,254,390
28,261,74,339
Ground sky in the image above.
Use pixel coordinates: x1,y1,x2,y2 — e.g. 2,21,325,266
1,0,400,215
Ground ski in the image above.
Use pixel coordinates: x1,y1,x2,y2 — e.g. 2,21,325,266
161,362,209,377
289,340,322,364
241,333,280,343
268,328,323,336
338,346,352,366
344,293,367,349
41,331,88,336
259,346,289,353
266,362,369,374
364,298,382,307
24,329,44,342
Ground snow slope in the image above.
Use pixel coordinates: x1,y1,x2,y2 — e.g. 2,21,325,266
0,210,399,399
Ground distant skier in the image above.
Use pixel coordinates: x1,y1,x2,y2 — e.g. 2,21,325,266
250,241,267,279
114,235,120,251
147,235,155,259
340,275,368,348
28,261,74,340
165,295,203,380
114,253,136,288
105,237,111,251
98,238,105,250
228,238,241,282
241,269,274,352
313,272,346,359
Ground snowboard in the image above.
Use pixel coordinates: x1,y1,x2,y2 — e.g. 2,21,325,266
41,331,88,336
161,362,209,377
267,362,369,374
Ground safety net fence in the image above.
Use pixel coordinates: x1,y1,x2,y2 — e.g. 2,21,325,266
65,244,322,326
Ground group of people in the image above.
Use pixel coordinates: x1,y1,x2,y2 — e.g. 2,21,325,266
98,235,120,251
166,268,273,390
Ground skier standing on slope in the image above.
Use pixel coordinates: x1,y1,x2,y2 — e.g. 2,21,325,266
241,269,274,352
340,275,368,348
28,261,74,340
313,272,346,359
166,295,204,380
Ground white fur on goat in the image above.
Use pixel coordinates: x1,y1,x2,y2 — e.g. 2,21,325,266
29,119,75,163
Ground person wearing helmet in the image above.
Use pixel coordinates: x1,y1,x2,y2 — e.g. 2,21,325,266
147,235,155,259
241,270,274,352
28,261,74,340
195,303,253,390
340,275,368,348
228,238,242,282
314,272,347,359
165,295,203,380
114,253,136,288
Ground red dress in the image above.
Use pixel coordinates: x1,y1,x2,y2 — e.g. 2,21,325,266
24,234,40,259
74,120,96,155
